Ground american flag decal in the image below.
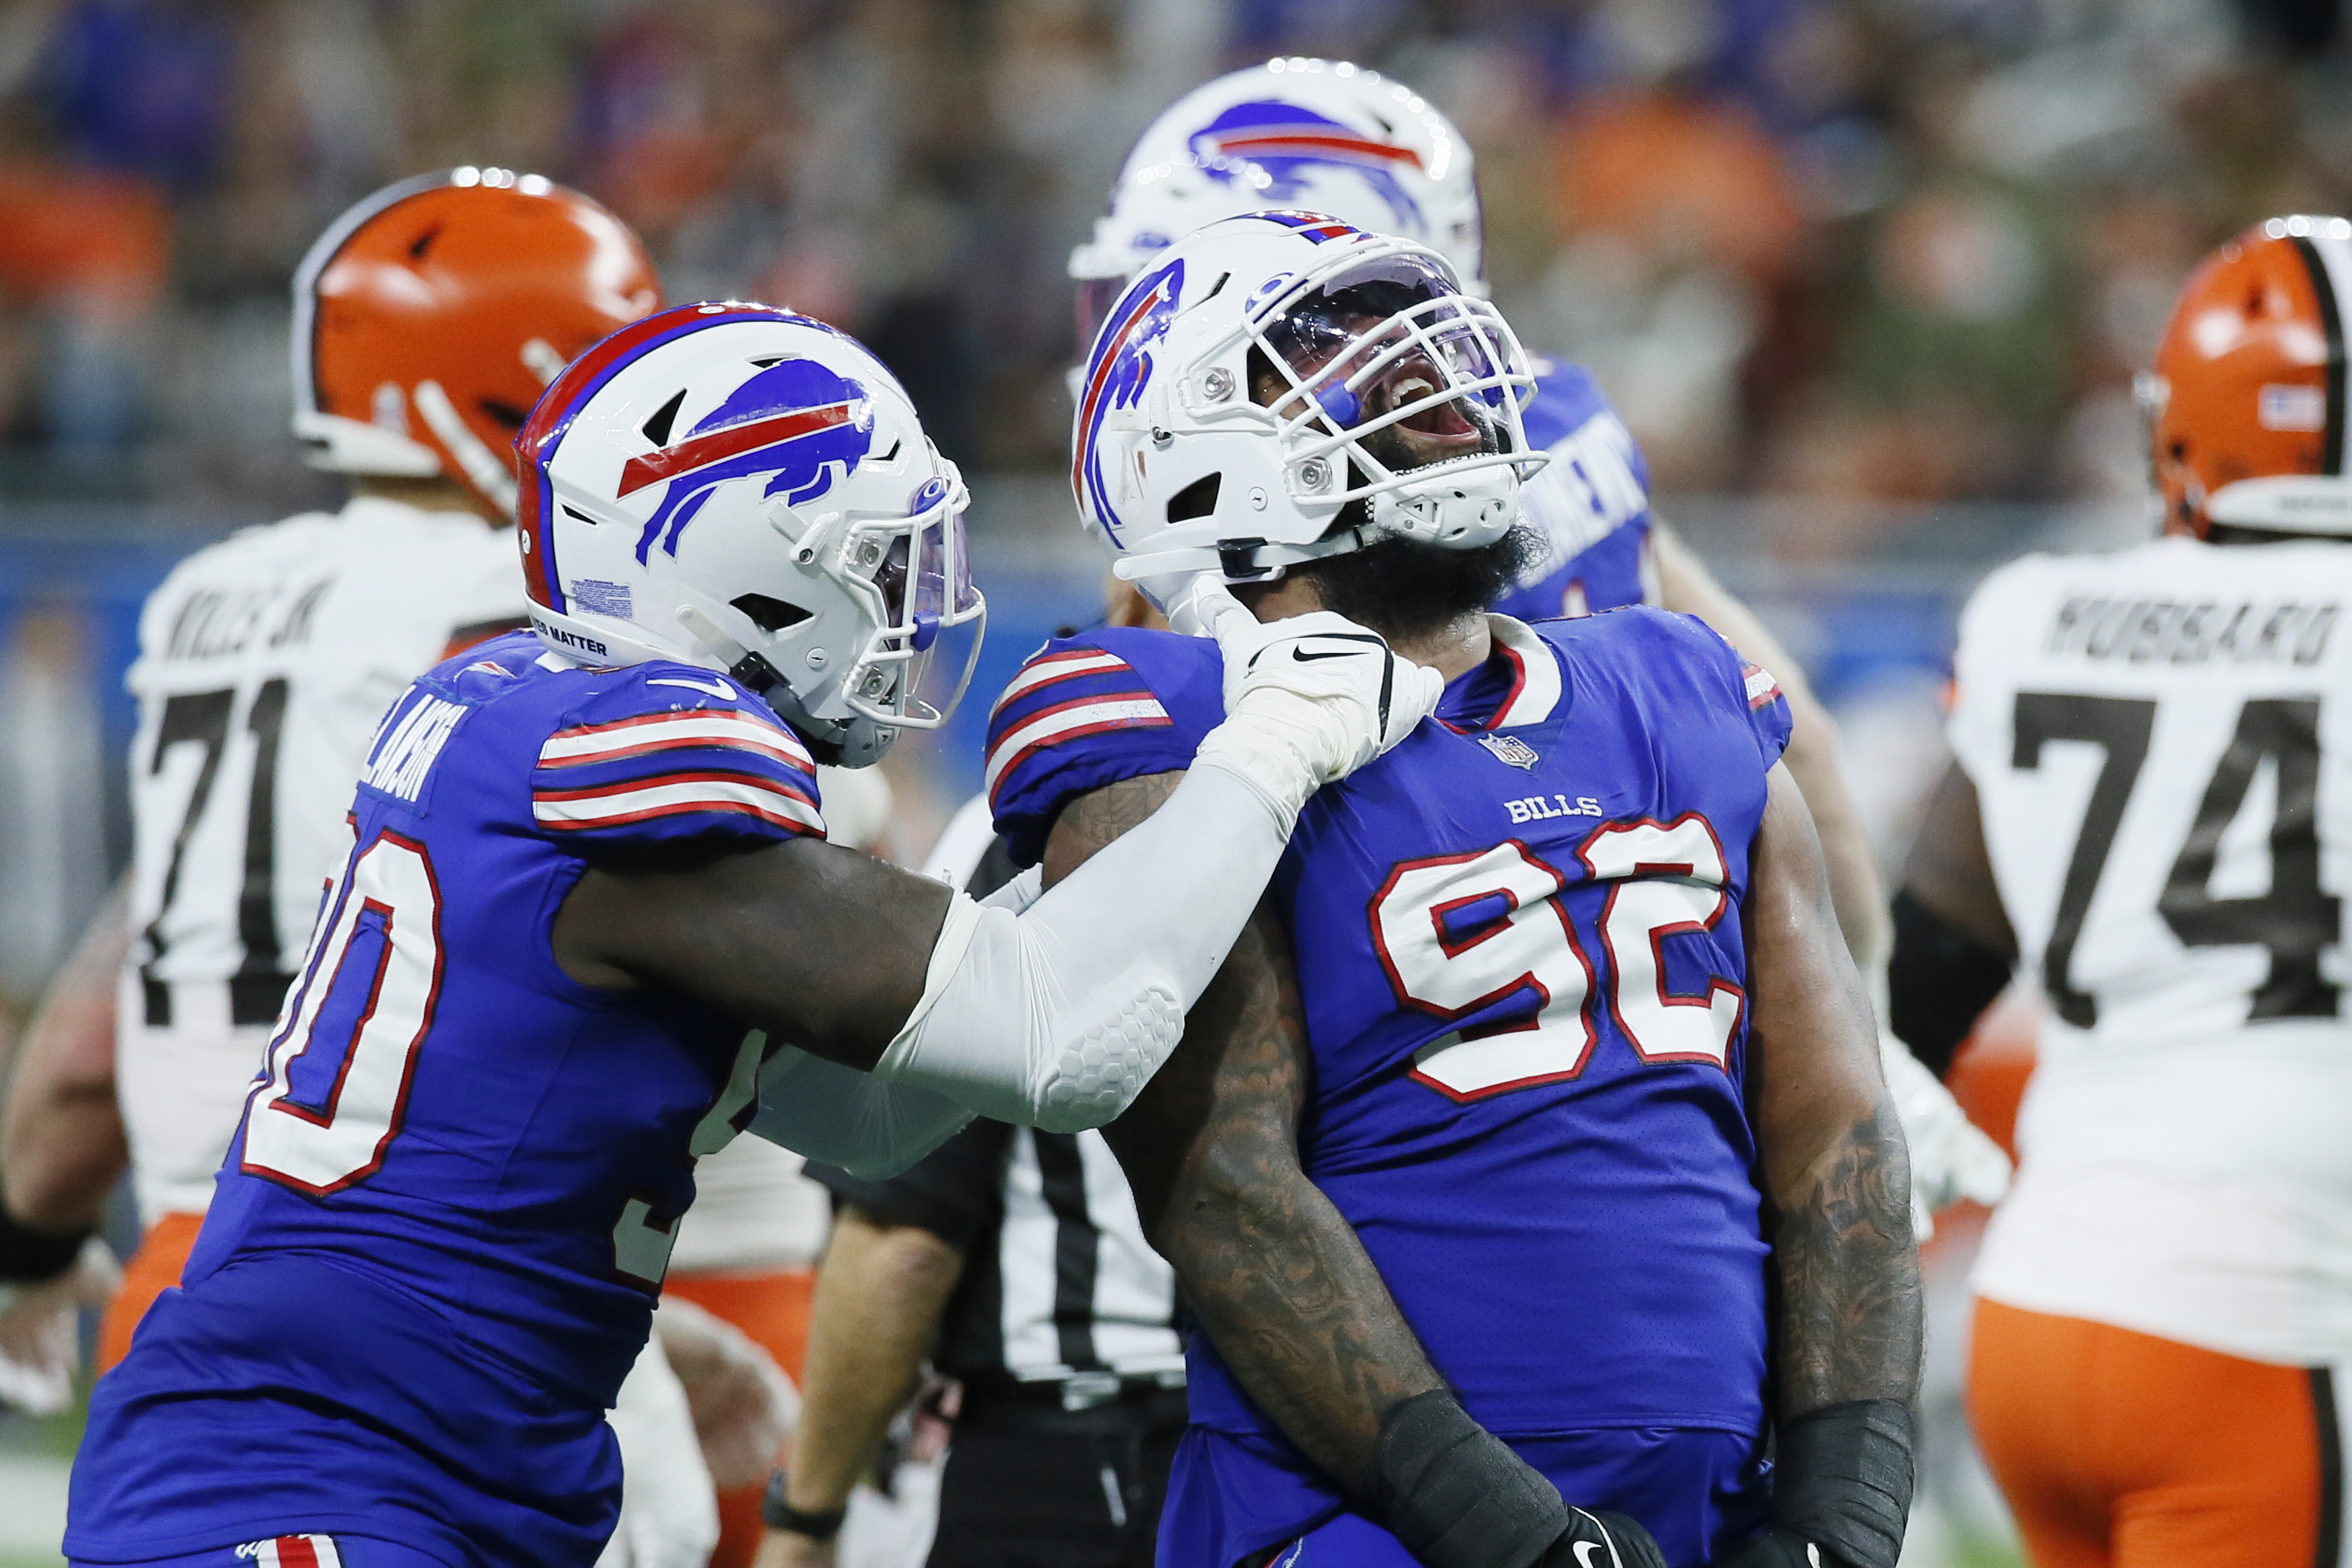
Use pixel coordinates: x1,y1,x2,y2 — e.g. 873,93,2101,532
1742,662,1783,710
237,1537,343,1568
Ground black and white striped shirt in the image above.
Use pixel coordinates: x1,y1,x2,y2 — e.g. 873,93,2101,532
812,1118,1184,1393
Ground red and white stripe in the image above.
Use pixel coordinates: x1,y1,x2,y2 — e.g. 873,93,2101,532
990,648,1137,717
539,711,815,774
985,694,1171,799
240,1536,343,1568
534,770,824,835
1742,662,1783,711
1485,616,1564,729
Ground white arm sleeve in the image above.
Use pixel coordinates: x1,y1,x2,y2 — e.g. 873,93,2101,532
745,1043,974,1179
870,757,1289,1132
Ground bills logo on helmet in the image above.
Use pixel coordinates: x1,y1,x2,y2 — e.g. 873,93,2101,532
1191,101,1426,233
1250,209,1361,245
1073,257,1184,540
625,358,874,564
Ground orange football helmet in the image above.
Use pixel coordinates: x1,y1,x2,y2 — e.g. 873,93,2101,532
292,167,662,519
2144,215,2352,539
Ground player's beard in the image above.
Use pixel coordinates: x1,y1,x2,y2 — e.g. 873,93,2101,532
1295,522,1544,647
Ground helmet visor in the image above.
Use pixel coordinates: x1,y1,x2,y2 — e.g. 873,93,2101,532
846,470,986,730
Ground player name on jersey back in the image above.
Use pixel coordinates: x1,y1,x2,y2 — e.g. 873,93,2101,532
2043,591,2337,666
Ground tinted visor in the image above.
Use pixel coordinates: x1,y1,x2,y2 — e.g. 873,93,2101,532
852,481,985,729
1259,254,1509,435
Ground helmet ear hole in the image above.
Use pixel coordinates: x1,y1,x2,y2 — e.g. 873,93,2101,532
732,593,812,633
1168,473,1220,522
641,389,686,447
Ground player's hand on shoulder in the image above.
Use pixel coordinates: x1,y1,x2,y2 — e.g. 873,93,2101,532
1538,1506,1669,1568
1173,577,1443,813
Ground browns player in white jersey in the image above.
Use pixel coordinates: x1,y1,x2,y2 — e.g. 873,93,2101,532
1894,217,2352,1568
0,172,757,1564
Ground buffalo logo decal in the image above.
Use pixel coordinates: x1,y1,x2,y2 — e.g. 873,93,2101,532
1073,257,1183,542
1191,100,1428,234
624,359,874,564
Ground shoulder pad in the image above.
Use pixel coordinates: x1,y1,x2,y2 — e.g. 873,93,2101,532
526,659,825,849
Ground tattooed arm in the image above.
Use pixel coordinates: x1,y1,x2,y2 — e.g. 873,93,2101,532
1043,772,1444,1496
1747,761,1922,1411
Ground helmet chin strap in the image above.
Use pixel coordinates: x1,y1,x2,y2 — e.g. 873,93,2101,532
674,603,898,769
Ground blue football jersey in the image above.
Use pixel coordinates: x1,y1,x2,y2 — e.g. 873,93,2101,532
69,632,825,1568
1493,357,1655,621
987,610,1790,1473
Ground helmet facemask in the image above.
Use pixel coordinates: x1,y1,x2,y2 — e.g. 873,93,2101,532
692,464,985,769
1240,251,1539,551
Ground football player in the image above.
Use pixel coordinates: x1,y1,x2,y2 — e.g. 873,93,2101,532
1070,59,2006,1229
0,167,661,1381
993,215,1920,1568
0,168,747,1565
1894,216,2352,1568
63,300,1438,1568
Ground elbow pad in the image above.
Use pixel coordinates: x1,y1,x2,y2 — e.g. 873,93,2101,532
872,760,1290,1132
874,891,1185,1132
746,1041,972,1180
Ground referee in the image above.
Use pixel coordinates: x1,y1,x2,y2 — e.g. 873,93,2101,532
755,811,1187,1568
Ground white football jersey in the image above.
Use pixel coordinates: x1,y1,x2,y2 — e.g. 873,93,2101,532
1950,535,2352,1363
118,496,523,1220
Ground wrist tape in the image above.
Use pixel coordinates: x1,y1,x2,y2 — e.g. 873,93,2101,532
1774,1400,1915,1568
1370,1389,1569,1568
0,1190,88,1284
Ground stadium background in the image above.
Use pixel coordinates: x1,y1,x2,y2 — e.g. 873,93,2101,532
0,0,2339,1561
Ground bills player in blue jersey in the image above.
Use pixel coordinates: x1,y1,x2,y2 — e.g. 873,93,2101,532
63,304,1446,1568
1014,215,1922,1567
1068,57,1893,990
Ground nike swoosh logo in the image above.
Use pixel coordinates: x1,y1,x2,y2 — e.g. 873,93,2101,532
1290,646,1369,662
647,676,736,700
1572,1544,1606,1568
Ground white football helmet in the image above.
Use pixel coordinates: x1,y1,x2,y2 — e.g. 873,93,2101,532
519,301,985,766
1069,58,1484,358
1073,212,1542,603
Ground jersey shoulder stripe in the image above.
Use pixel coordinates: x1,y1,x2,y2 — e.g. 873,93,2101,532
539,710,819,775
532,769,824,835
989,647,1138,716
492,650,828,848
985,692,1172,802
985,630,1223,868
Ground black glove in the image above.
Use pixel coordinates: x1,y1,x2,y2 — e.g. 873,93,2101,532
1734,1400,1913,1568
1716,1526,1830,1567
1535,1507,1669,1568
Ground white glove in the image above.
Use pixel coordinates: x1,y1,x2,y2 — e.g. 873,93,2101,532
0,1237,119,1414
1880,1030,2011,1242
651,1295,799,1490
598,1337,722,1568
1170,578,1445,824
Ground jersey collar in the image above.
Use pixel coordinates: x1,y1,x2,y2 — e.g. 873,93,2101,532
1435,615,1564,733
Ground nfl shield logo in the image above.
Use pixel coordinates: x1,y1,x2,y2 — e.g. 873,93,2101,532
1477,734,1540,770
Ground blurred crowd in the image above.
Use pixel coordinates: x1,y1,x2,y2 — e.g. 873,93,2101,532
0,0,2340,528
